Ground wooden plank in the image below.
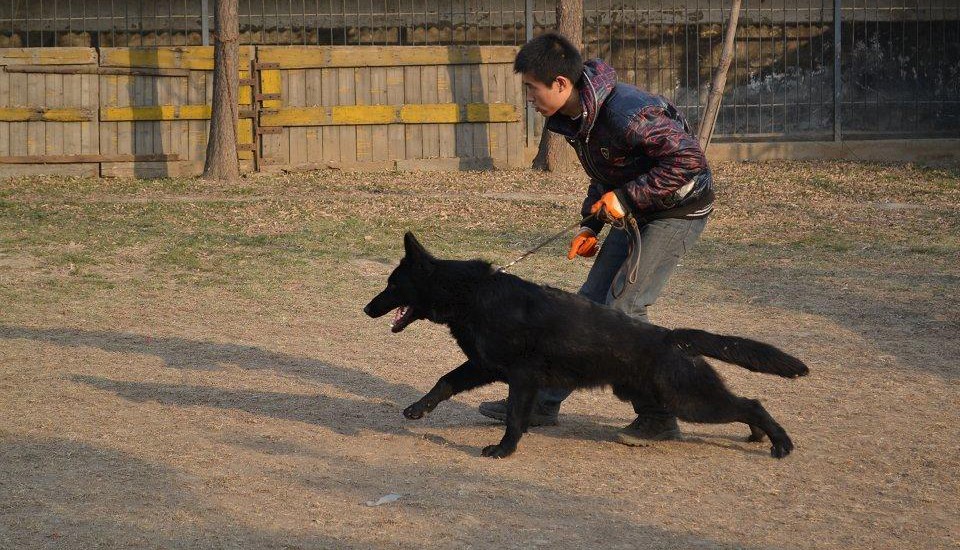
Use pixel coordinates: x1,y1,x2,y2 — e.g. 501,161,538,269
470,65,488,160
303,69,323,163
259,103,520,127
157,74,174,157
238,67,252,105
63,74,83,154
0,48,97,66
3,65,190,77
258,65,283,165
187,71,206,161
337,68,357,166
369,67,389,162
257,45,519,69
100,160,203,178
45,74,64,155
403,66,422,160
100,104,213,121
0,106,94,122
99,75,117,156
0,153,180,163
486,64,506,166
81,73,99,155
133,76,151,154
7,72,27,157
320,68,339,164
171,75,190,159
26,74,44,155
421,66,439,159
354,67,372,162
385,67,405,161
504,63,524,168
453,65,472,159
116,75,133,155
436,65,456,159
395,157,505,171
237,118,254,160
99,46,254,71
260,69,281,109
287,69,306,166
0,68,8,156
0,163,99,178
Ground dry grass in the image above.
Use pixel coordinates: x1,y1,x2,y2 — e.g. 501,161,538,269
1,161,958,549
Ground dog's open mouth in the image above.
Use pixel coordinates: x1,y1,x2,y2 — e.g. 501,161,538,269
391,306,415,333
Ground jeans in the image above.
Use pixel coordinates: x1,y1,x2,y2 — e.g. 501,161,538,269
539,216,708,416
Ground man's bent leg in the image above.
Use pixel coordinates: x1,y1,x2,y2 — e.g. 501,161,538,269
608,217,708,444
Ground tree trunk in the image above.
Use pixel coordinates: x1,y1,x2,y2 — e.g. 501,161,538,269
697,0,742,151
202,0,240,181
531,0,583,172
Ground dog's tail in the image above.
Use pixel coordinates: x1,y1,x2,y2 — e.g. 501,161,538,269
668,329,809,378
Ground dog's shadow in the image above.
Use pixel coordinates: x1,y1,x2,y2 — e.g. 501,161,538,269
0,325,473,442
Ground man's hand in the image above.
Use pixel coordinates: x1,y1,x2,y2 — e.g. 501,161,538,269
590,191,627,222
567,228,598,260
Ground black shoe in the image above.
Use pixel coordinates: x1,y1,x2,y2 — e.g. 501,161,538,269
477,399,559,427
615,415,682,446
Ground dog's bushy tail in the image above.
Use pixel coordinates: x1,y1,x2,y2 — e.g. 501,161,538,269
668,329,809,378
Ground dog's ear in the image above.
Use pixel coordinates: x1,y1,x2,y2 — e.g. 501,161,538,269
403,232,432,260
403,232,436,273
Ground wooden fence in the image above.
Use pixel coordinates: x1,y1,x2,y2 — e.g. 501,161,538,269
0,45,526,178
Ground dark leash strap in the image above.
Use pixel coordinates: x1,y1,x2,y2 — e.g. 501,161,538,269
497,214,598,273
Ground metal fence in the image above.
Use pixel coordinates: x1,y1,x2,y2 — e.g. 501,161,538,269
2,0,958,140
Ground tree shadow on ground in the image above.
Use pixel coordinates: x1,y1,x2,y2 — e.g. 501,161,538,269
0,434,767,549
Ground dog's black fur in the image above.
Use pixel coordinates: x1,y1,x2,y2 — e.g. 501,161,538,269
364,233,809,459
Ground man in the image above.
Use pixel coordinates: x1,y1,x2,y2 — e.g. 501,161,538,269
478,32,715,445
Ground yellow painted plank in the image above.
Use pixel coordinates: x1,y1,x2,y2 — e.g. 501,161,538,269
260,103,519,127
239,68,252,105
0,107,93,122
100,105,212,121
260,69,282,109
257,46,519,69
99,47,254,70
0,48,97,66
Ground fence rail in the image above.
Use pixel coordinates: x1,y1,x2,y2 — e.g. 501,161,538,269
1,0,958,142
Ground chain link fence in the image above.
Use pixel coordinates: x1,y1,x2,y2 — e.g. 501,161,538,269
2,0,958,140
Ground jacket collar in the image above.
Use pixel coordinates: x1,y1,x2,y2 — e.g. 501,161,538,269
545,59,618,140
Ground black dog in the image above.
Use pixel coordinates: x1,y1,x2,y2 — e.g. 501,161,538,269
365,233,808,459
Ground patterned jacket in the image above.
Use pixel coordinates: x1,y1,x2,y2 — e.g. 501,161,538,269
545,60,714,234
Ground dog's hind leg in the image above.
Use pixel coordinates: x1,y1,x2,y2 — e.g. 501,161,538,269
659,357,795,458
746,424,766,442
481,379,537,459
404,360,501,420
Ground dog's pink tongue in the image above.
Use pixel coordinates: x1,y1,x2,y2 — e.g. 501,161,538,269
393,307,406,325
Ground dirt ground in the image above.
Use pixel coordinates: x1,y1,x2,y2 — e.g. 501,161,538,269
1,162,958,549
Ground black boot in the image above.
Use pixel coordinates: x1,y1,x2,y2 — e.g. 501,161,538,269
615,414,682,446
478,398,560,427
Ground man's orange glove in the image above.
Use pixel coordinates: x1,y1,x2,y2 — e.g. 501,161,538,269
567,228,598,260
590,191,628,222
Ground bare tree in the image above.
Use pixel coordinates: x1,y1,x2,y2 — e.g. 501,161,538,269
202,0,240,181
531,0,583,172
697,0,742,150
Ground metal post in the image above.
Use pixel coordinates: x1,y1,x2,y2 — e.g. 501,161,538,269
833,0,842,142
201,0,210,46
524,0,535,147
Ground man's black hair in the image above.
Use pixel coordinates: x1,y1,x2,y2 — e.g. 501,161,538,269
513,32,583,87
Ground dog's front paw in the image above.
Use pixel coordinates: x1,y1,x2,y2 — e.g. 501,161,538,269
403,402,429,420
481,444,515,459
770,437,794,459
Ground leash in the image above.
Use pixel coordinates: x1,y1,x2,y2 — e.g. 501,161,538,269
497,214,597,273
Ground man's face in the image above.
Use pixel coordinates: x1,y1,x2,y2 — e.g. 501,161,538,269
522,72,574,117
